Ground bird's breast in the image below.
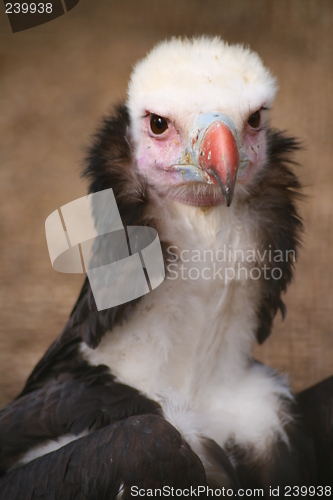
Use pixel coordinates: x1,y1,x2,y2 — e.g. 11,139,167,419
80,201,291,458
81,201,262,393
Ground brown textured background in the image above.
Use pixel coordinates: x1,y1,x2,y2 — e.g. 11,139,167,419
0,0,332,408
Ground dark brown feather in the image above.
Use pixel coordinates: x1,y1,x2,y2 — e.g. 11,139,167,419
297,376,333,485
249,130,303,343
0,415,207,499
0,365,161,474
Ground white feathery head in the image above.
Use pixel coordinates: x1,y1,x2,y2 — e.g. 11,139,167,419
127,36,277,143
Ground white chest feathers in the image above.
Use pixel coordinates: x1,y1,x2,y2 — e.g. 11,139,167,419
81,201,293,460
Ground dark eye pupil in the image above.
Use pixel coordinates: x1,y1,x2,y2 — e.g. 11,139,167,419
248,110,261,128
155,118,164,129
150,114,168,135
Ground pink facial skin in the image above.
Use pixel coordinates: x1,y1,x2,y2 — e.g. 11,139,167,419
136,114,185,186
134,111,268,207
237,121,267,186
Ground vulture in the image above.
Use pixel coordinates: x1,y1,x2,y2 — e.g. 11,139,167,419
0,37,332,499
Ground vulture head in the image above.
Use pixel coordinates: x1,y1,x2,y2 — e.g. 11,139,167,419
127,37,277,207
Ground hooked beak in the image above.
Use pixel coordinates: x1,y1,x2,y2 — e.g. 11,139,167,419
197,119,240,207
172,113,248,207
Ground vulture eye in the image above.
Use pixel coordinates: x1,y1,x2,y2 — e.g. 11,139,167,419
247,110,261,129
150,114,168,135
